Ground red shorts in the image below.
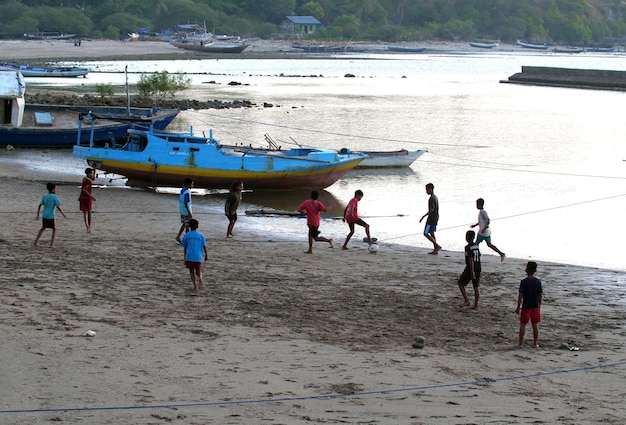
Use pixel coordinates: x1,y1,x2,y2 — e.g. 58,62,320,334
185,261,202,273
520,307,541,324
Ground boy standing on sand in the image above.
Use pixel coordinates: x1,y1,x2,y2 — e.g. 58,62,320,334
78,167,96,233
419,182,442,254
298,190,334,254
176,178,194,243
342,189,372,249
471,198,505,262
225,181,243,238
35,183,67,248
458,230,481,309
180,218,208,291
515,261,543,348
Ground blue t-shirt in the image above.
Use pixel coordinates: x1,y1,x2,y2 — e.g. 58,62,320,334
180,230,206,262
179,187,192,216
40,193,61,219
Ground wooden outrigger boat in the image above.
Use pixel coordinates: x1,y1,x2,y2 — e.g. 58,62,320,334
73,127,367,190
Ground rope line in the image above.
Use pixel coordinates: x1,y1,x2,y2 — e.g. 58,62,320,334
1,360,623,415
185,110,476,148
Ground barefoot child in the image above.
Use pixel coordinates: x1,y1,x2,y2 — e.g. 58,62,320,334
35,183,67,248
78,168,96,233
225,181,243,238
180,218,208,291
471,198,505,262
342,189,372,250
515,261,543,348
298,190,333,254
458,230,481,309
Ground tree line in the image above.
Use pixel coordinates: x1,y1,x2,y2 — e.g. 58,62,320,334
1,0,625,44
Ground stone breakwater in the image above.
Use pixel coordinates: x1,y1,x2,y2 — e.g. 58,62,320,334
502,66,626,91
26,91,255,110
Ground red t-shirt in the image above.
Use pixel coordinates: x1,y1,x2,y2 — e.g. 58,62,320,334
344,197,359,223
298,199,326,226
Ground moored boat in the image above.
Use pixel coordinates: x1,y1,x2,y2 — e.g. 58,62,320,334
73,127,367,190
0,63,89,77
387,45,427,53
348,149,427,168
516,39,549,50
553,46,584,53
469,42,499,49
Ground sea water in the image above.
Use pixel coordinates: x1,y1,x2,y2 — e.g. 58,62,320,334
21,52,626,271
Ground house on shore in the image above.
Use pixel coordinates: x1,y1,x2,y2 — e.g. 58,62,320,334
281,16,324,36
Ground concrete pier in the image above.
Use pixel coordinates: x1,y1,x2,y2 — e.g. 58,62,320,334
501,66,626,91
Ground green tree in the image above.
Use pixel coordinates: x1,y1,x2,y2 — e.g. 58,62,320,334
137,71,191,105
298,1,325,20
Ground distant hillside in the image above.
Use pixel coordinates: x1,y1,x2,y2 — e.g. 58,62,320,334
1,0,625,44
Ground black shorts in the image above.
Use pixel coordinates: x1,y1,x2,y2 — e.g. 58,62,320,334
458,267,481,288
42,218,55,229
308,225,321,238
227,213,238,222
348,219,367,231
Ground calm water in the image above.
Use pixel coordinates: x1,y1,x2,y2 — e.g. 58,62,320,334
24,52,626,271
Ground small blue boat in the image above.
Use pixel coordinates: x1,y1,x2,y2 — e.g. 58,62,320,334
73,127,367,190
0,63,89,77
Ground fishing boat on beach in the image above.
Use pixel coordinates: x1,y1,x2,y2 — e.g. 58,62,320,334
73,127,367,190
169,29,248,53
387,45,427,53
0,63,89,78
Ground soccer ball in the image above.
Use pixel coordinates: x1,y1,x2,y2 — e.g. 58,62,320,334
368,243,379,254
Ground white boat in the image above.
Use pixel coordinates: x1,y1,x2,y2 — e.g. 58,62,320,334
349,149,427,168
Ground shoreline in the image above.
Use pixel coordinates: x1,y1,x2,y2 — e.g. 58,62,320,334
0,38,570,63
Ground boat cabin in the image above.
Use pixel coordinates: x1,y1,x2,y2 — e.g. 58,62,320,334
0,70,26,128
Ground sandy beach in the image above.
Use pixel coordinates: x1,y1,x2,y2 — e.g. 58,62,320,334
0,148,625,425
0,38,525,62
1,40,625,424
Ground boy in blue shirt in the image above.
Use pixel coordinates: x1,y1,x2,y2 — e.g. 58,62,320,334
180,218,208,291
35,183,67,248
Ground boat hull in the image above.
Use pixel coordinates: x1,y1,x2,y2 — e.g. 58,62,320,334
1,105,178,148
469,42,498,49
356,149,426,168
73,130,366,190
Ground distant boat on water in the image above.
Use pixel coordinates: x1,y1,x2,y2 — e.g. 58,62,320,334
0,63,89,78
516,39,549,50
387,45,427,53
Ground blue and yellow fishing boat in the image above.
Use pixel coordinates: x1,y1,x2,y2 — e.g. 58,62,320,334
73,127,367,190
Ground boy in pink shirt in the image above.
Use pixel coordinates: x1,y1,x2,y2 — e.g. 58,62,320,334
298,190,334,254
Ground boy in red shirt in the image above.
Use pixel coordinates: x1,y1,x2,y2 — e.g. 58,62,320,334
298,190,333,254
342,189,372,249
